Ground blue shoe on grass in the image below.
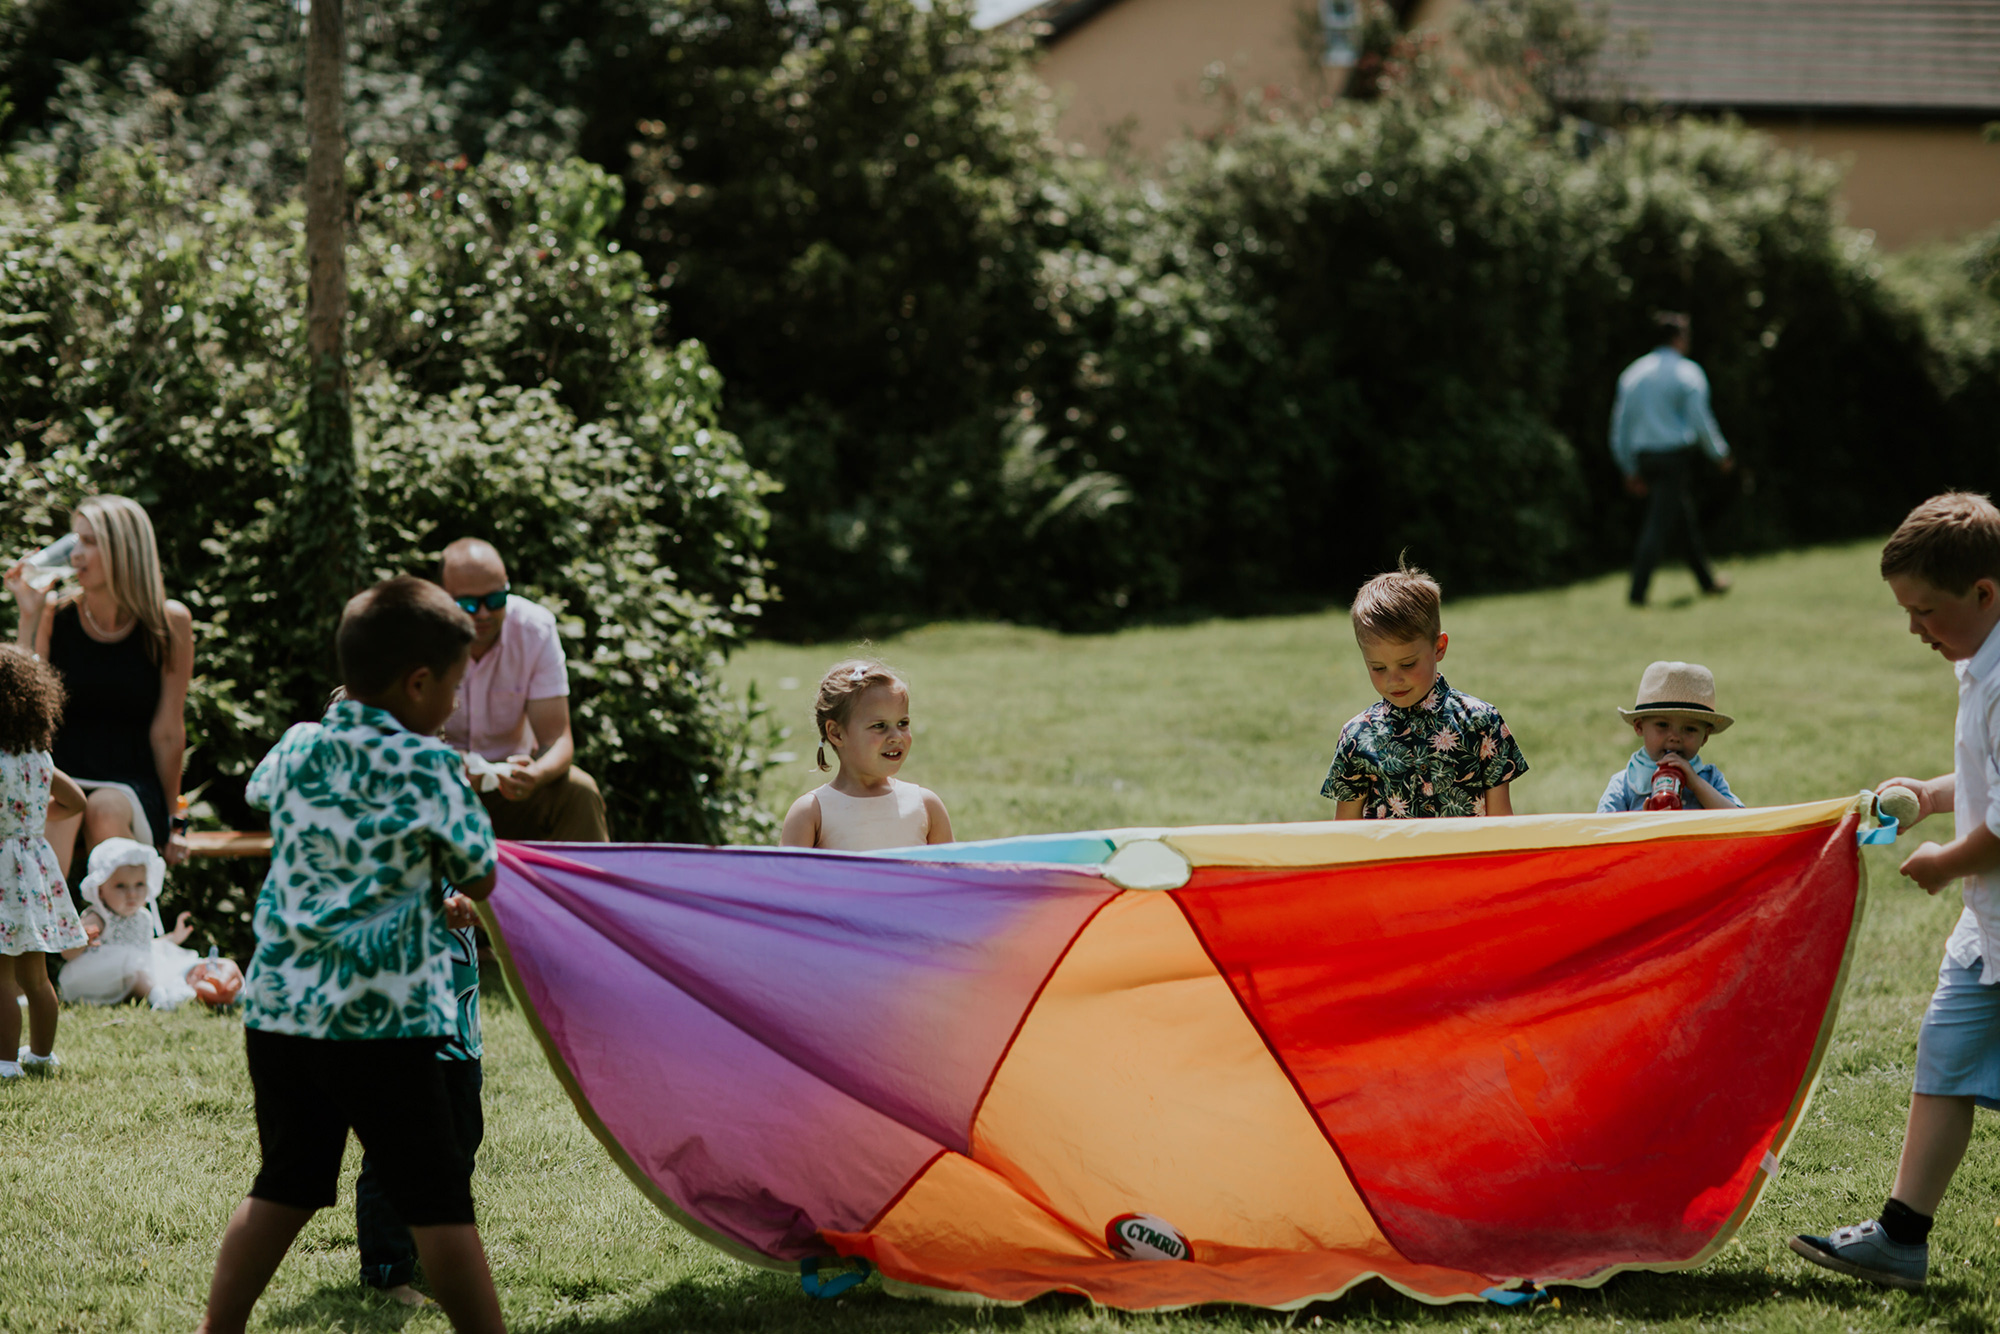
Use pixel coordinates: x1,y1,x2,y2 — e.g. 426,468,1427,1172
1789,1219,1926,1291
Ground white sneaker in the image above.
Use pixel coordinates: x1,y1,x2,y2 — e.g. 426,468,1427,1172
18,1051,59,1075
0,1061,22,1079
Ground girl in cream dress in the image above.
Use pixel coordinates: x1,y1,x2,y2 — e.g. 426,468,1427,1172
781,659,953,852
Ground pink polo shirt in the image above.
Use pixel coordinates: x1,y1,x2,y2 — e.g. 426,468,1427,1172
441,595,570,761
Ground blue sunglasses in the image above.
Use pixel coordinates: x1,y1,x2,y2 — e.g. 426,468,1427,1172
453,585,509,615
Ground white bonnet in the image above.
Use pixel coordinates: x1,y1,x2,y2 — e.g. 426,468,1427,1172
78,837,165,915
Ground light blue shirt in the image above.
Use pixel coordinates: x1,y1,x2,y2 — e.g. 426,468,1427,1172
1596,748,1742,813
1609,345,1730,478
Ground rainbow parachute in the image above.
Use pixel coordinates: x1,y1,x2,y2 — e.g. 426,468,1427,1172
482,797,1867,1309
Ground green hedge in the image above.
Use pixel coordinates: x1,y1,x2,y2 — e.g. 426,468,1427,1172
995,109,1985,624
0,150,775,956
10,1,1988,638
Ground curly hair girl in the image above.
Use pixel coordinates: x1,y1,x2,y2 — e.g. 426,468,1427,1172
0,647,65,754
0,644,88,1077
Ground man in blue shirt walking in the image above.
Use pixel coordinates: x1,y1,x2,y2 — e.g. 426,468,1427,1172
1611,312,1737,605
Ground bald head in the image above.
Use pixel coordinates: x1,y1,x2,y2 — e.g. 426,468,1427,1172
441,537,507,586
439,538,510,655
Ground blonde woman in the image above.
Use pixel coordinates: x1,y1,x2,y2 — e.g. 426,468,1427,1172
4,497,194,871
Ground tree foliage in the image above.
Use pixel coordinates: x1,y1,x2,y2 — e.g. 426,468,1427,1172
0,149,775,951
3,0,1993,649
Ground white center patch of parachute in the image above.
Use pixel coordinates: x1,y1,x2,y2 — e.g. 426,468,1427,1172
1101,839,1191,891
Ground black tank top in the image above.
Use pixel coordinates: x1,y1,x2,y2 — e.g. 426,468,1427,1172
47,602,167,848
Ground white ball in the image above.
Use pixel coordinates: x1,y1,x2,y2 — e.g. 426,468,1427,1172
1877,785,1921,828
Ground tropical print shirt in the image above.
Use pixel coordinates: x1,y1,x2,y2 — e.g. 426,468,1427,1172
242,700,496,1041
440,924,482,1062
1320,675,1529,819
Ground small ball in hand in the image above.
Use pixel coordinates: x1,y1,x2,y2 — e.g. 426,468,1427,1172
1877,785,1921,829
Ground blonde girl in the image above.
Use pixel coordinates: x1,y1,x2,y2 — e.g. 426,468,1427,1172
781,659,954,851
0,648,89,1077
3,495,196,873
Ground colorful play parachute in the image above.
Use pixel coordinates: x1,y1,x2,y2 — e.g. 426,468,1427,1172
481,796,1870,1310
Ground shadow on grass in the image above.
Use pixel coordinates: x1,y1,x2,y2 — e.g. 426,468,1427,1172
1300,1267,1992,1327
258,1257,1997,1333
514,1275,1078,1334
491,1260,1998,1333
263,1282,433,1331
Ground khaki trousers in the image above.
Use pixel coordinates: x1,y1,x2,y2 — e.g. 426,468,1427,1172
480,765,609,842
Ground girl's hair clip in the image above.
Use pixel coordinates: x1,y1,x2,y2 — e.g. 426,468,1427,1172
848,666,867,682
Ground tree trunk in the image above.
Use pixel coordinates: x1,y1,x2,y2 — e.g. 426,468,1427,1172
298,0,363,702
305,0,346,379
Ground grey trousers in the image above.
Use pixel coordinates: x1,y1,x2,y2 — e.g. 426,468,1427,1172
1629,448,1718,604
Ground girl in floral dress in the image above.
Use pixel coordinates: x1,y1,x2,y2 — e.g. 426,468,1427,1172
0,647,88,1077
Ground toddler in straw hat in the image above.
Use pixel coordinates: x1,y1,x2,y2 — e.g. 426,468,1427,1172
1595,661,1745,813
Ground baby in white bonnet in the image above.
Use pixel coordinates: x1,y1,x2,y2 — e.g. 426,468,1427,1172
58,838,203,1008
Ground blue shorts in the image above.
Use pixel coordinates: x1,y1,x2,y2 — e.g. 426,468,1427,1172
1912,957,2000,1111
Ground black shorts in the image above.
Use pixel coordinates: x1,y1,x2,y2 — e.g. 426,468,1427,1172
244,1027,475,1226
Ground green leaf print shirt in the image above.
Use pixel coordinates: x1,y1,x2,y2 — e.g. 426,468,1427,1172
242,700,497,1041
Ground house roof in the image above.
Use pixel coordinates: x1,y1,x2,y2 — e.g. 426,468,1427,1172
1011,0,1425,42
1598,0,2000,115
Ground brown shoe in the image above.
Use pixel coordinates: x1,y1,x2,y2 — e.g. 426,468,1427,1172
1703,574,1733,596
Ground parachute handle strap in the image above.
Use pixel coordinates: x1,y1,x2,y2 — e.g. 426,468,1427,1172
1858,788,1899,845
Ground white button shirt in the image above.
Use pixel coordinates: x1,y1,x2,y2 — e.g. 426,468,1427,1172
1947,618,2000,984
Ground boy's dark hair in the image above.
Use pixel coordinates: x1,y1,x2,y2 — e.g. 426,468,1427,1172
1881,492,2000,595
1351,559,1442,645
1653,310,1690,339
337,577,475,696
0,647,65,753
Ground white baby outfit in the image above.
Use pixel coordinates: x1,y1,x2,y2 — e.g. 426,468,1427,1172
813,778,934,852
57,838,199,1008
0,749,85,956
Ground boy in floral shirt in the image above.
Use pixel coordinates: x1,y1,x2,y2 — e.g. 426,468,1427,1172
199,578,505,1334
1322,563,1528,819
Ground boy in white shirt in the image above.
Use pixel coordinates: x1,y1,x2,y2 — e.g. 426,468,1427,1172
1792,493,2000,1291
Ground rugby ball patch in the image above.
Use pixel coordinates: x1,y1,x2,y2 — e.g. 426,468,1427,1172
1105,1213,1193,1262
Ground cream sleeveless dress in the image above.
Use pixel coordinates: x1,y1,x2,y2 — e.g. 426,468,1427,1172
813,779,933,851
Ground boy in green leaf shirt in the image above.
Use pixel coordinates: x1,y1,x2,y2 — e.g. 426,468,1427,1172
199,577,505,1334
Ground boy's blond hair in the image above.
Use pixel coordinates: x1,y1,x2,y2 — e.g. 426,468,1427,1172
1350,561,1442,646
1881,492,2000,594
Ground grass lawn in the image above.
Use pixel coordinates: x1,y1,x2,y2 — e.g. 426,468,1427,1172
5,541,1997,1331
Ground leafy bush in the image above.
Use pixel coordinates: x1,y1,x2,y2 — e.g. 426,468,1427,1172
1883,223,2000,488
0,149,774,956
1555,119,1972,560
5,0,1992,642
1010,105,1989,616
2,0,1094,634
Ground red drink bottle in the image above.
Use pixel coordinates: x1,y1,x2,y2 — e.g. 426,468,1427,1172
1644,766,1684,811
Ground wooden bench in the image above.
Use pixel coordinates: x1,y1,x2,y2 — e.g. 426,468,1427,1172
186,830,273,858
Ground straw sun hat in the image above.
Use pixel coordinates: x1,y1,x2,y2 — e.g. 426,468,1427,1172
1616,661,1733,734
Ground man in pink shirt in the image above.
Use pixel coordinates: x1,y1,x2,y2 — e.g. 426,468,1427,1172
437,538,609,841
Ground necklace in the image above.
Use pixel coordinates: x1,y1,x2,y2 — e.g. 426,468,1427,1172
79,598,130,639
